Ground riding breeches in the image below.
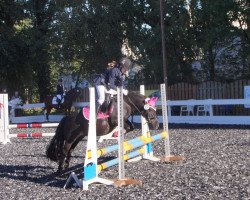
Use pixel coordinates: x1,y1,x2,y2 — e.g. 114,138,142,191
96,85,105,105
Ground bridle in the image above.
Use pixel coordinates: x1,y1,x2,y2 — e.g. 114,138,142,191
126,96,157,124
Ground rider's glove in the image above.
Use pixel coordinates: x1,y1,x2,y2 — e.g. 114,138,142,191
123,89,128,95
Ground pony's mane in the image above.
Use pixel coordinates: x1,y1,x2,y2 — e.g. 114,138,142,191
128,91,145,98
66,88,78,96
127,91,146,102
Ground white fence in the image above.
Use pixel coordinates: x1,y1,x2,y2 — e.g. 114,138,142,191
8,98,250,125
10,102,88,123
165,99,250,125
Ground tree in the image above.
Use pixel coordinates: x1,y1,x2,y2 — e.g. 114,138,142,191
0,0,33,94
189,0,249,81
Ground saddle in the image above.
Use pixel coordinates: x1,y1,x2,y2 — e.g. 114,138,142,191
83,100,114,120
82,106,112,120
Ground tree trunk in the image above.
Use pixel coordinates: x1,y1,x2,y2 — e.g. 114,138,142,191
208,46,216,81
33,0,52,102
37,61,51,102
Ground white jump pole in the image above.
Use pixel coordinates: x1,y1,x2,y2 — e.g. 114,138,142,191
113,86,142,187
160,83,184,161
117,86,125,179
160,84,171,157
0,94,10,144
82,87,114,189
64,87,114,190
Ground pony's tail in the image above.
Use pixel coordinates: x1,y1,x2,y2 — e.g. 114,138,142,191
46,116,67,162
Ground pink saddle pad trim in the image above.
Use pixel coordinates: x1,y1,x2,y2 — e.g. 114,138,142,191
82,107,109,120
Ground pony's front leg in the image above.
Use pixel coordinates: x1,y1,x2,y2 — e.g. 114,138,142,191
57,157,64,174
57,142,71,174
64,136,83,169
124,119,134,133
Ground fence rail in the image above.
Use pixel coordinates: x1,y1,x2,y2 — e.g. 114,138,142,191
8,98,250,125
77,80,250,101
77,80,250,116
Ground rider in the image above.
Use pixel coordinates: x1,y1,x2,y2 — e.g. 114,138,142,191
94,61,116,114
108,59,129,94
11,91,21,101
56,78,65,109
94,58,131,115
10,91,23,117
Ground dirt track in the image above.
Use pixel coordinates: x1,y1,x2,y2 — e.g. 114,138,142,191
1,125,249,200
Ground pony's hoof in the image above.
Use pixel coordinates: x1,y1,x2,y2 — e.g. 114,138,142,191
54,170,62,176
64,163,69,169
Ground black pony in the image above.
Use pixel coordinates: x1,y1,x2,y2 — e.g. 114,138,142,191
46,91,159,173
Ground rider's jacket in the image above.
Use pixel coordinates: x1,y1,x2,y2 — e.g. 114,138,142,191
108,65,125,90
94,68,111,87
56,84,64,95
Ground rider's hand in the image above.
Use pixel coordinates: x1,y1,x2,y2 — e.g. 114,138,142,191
123,89,128,95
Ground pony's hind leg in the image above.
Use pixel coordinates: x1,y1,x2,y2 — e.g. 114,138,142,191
46,108,52,121
65,107,71,116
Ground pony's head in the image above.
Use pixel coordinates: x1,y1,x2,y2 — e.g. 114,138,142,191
125,92,159,130
142,96,159,130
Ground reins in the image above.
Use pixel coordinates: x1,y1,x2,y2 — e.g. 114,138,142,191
126,96,143,116
125,95,150,125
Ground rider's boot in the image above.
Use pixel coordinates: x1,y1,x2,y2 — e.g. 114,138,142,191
105,94,111,105
96,103,101,119
102,94,111,114
57,101,61,109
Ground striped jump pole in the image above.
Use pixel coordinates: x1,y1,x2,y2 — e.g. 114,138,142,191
87,131,168,159
98,146,145,172
0,93,57,144
9,133,55,138
9,123,59,129
97,85,159,161
97,132,167,172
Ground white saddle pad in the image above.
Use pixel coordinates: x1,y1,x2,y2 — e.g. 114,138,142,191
52,97,64,105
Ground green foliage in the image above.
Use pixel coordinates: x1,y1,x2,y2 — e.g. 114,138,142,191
0,0,249,101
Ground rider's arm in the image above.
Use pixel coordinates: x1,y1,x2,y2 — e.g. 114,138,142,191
57,84,64,95
109,68,118,90
56,84,60,93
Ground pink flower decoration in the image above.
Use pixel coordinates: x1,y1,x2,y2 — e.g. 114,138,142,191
147,97,158,107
